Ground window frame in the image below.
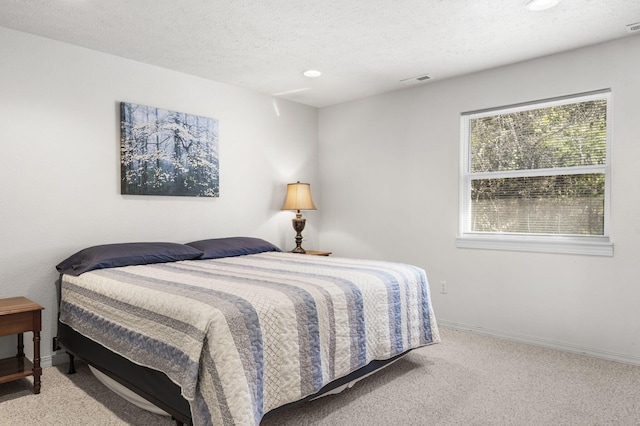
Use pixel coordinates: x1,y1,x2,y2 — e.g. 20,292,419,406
457,90,613,256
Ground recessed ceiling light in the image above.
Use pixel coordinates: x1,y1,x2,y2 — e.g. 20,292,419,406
303,70,322,78
526,0,560,11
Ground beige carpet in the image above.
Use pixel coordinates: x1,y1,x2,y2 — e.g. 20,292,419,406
1,328,639,425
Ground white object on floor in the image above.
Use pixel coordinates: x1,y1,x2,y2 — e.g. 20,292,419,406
310,355,404,400
88,365,170,417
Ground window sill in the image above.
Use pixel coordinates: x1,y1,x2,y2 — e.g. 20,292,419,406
456,233,613,256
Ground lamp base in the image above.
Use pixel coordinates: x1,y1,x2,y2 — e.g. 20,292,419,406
291,213,307,254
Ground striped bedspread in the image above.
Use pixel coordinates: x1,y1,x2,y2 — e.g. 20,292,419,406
59,252,440,425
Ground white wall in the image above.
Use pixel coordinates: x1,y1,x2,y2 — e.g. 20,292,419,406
0,28,319,363
2,26,638,369
319,35,640,364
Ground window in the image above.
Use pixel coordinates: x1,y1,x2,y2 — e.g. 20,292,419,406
457,90,612,256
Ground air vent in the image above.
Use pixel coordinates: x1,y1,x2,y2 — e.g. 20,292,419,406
627,22,640,34
400,74,431,87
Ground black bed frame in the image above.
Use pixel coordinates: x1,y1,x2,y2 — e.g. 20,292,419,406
56,279,410,425
59,322,192,424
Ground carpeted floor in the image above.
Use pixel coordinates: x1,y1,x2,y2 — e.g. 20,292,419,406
1,327,639,425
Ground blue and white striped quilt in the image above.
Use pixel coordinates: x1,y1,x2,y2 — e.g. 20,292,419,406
59,252,439,425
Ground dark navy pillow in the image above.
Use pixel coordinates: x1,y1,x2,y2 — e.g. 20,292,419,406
56,242,204,276
186,237,281,260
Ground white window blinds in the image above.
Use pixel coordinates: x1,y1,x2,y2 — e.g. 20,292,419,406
459,90,612,255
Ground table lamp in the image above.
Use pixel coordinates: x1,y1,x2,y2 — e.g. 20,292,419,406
281,181,317,253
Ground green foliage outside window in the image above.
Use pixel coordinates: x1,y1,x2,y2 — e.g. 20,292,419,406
467,98,608,236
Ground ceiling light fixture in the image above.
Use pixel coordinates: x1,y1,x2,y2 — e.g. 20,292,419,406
526,0,560,11
303,70,322,78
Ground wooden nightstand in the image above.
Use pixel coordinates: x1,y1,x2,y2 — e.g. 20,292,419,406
0,297,44,394
302,250,332,256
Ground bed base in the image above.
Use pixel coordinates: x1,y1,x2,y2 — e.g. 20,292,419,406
58,321,411,425
59,322,191,424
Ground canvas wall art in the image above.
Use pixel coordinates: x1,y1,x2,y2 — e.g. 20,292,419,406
120,102,219,197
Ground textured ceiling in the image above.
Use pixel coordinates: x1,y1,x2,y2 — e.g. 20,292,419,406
1,0,639,107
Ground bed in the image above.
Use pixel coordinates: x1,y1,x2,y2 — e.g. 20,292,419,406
55,237,440,425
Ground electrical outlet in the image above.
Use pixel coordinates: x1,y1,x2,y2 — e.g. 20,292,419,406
52,337,60,351
440,281,447,294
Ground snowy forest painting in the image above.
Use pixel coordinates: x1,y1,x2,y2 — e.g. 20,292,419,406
120,102,219,197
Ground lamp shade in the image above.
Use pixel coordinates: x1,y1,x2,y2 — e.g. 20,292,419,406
281,181,317,211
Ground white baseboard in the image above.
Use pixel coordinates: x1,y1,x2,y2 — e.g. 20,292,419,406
438,320,640,367
41,355,53,369
20,351,70,370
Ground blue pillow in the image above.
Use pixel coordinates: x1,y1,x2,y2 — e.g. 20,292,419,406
56,242,204,276
186,237,281,260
